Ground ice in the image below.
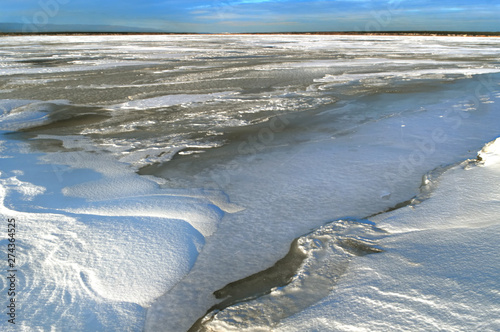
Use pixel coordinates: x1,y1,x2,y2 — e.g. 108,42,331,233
109,92,235,110
172,132,500,331
0,100,74,131
0,59,161,76
313,67,500,87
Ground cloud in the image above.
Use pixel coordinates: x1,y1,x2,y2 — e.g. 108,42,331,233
218,20,298,26
1,0,498,33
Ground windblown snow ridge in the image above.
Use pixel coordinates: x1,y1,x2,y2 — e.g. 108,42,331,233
189,218,385,332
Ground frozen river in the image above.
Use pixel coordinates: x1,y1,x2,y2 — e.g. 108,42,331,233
0,35,499,331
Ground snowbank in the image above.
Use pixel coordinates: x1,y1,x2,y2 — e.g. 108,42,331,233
275,138,500,331
0,132,226,331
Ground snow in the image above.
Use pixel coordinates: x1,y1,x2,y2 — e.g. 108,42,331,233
275,137,500,332
477,137,500,166
313,67,500,86
0,185,205,330
0,131,226,331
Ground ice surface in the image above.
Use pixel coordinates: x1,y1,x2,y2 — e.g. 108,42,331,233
109,92,235,110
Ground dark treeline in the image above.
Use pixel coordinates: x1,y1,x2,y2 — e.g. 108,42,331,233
1,31,499,37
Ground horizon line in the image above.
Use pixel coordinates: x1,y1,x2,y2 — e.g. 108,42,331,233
1,30,500,37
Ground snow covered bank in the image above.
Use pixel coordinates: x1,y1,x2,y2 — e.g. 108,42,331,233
181,137,500,331
0,131,229,331
191,219,385,331
272,138,500,331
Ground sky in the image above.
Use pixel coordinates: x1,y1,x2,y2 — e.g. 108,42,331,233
0,0,499,33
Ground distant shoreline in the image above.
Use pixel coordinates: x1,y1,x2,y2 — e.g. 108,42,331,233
1,31,499,37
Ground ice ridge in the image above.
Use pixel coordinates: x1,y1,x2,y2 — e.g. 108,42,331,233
188,218,385,332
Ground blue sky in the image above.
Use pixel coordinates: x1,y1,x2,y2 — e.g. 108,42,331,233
1,0,499,32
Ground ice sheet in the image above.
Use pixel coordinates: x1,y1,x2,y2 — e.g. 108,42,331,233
1,35,499,332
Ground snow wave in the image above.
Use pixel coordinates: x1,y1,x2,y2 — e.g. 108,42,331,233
0,133,232,331
190,219,384,331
